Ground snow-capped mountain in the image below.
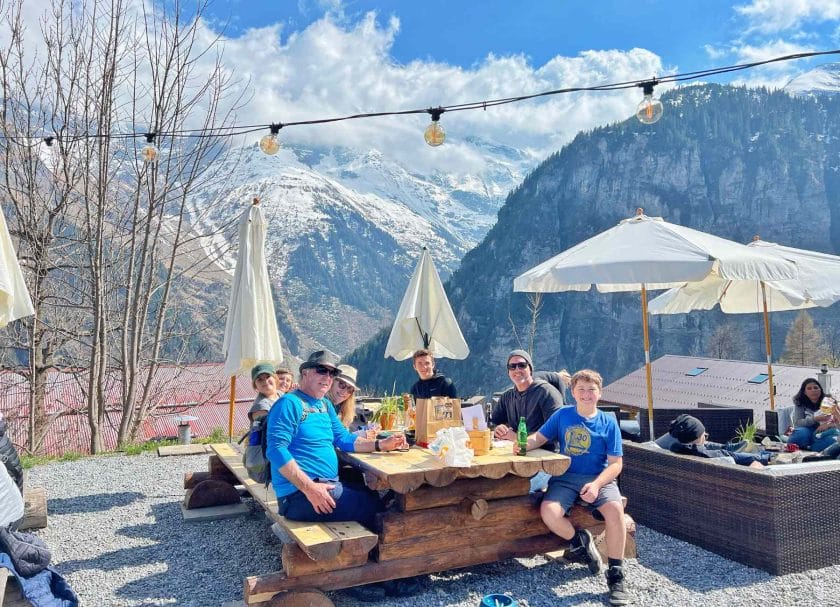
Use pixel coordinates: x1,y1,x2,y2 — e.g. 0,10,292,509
784,62,840,97
188,138,536,356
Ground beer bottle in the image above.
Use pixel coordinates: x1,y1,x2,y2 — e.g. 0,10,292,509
517,416,528,456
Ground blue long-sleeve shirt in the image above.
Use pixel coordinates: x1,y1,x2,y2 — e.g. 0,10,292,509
265,389,357,499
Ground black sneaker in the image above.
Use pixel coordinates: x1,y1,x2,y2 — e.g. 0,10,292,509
565,529,602,574
606,565,631,606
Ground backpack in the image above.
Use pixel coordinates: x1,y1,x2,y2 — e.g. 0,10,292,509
239,416,271,486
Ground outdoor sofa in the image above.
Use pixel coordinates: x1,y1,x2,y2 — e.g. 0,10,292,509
636,406,754,442
621,440,840,574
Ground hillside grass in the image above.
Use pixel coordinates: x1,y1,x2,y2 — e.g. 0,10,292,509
20,426,233,468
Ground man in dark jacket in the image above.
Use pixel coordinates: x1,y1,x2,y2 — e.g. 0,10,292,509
409,349,457,399
492,349,563,450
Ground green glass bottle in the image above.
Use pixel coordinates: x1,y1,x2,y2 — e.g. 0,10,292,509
517,416,527,456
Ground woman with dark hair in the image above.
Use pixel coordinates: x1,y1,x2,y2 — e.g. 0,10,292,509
788,378,839,451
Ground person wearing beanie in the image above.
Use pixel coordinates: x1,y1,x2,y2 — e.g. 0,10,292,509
409,349,457,400
668,414,772,468
491,349,563,451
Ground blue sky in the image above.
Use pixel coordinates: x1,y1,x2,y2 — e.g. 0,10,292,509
210,0,840,76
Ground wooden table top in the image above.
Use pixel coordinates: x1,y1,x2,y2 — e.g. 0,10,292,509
340,446,570,493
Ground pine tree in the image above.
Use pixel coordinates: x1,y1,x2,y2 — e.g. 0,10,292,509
779,311,829,366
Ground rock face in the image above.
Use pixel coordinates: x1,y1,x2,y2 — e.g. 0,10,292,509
350,84,840,394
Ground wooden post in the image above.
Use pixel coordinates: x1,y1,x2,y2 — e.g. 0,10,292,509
228,375,236,440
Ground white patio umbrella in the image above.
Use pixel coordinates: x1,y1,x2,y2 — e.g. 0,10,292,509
223,198,283,437
649,237,840,410
385,247,469,360
513,210,797,437
0,205,34,328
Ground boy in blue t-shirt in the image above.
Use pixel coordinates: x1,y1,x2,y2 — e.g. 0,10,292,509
518,369,630,606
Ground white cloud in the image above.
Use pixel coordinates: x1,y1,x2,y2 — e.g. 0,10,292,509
209,13,665,173
735,0,840,34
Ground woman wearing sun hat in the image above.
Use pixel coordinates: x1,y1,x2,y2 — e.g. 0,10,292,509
327,364,360,428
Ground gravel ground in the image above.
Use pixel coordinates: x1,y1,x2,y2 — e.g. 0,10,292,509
25,451,839,607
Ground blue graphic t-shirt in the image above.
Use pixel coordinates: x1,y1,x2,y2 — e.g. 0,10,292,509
538,406,622,475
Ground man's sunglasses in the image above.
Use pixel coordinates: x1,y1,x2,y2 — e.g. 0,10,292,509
313,365,340,377
507,362,529,370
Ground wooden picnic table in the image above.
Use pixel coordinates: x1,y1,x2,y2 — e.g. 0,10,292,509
187,443,634,607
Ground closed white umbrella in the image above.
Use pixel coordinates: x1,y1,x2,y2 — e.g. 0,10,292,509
385,247,469,360
223,199,283,437
513,210,797,436
0,205,34,327
649,237,840,410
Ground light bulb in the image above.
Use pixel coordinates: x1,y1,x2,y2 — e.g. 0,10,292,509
424,108,446,147
260,124,282,155
424,121,445,146
141,133,158,163
636,80,663,125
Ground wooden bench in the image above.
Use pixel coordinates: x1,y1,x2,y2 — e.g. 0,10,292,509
187,444,378,566
188,443,635,607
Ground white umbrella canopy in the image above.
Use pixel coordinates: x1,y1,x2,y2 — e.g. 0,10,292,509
649,237,840,410
513,210,798,436
223,200,283,436
385,248,469,361
0,205,34,328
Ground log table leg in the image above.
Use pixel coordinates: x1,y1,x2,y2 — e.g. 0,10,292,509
268,589,334,607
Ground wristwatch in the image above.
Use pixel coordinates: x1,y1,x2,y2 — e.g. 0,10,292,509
374,439,381,452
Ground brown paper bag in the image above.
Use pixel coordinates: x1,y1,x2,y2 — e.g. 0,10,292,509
415,397,462,445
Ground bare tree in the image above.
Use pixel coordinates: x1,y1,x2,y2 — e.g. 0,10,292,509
0,0,244,452
779,311,829,367
705,321,747,360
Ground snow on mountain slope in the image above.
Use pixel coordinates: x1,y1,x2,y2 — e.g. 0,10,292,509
188,137,535,355
784,63,840,97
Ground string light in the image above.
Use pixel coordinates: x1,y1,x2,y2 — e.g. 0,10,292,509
424,108,446,147
141,133,158,163
636,80,663,124
259,124,282,155
5,49,838,147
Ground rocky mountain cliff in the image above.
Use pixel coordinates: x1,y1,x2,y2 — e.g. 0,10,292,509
349,83,840,395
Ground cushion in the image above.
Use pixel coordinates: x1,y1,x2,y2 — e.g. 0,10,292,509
654,432,678,450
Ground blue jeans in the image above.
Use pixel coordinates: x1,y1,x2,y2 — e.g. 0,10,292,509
279,480,383,528
789,426,840,451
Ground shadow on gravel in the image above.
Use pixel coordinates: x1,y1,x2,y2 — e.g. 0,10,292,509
49,491,145,514
54,500,280,606
333,557,595,607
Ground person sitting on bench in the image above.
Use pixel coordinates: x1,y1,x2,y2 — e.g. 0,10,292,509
265,351,406,528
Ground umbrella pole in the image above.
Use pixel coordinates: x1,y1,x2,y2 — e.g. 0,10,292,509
228,375,236,440
760,282,776,411
641,285,655,438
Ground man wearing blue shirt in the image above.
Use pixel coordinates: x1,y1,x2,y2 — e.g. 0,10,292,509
266,351,405,527
517,369,630,606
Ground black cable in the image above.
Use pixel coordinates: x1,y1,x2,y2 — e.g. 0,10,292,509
6,48,839,145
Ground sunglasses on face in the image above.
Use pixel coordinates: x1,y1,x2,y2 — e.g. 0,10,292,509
313,365,340,377
507,362,529,370
335,379,355,392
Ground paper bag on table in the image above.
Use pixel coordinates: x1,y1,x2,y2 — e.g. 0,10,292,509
415,397,462,445
429,427,473,467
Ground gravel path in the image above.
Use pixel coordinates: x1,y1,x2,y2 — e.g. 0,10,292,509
26,451,837,606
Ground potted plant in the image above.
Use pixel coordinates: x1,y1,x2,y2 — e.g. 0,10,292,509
370,395,403,431
734,420,760,453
